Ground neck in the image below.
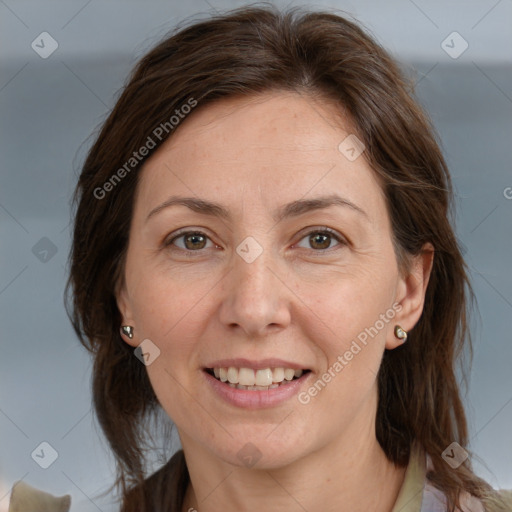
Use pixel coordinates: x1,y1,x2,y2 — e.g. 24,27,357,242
180,392,407,512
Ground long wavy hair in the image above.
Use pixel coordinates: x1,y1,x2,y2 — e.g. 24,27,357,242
65,4,509,511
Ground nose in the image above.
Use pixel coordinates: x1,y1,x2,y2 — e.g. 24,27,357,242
218,242,292,338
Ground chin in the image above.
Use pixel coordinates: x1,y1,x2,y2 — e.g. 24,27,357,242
206,432,309,470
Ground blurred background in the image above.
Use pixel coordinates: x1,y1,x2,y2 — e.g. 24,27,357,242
1,0,511,510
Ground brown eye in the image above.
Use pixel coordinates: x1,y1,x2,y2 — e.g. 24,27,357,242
166,231,212,251
184,232,207,250
309,232,331,250
295,228,346,252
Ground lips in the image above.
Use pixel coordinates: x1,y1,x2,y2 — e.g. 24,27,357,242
201,358,312,407
202,366,312,408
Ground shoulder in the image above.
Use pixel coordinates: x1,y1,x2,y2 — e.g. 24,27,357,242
484,488,512,512
422,479,512,512
497,488,512,502
8,480,71,512
396,444,512,512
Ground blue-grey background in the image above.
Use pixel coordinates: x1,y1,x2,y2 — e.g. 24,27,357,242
1,0,511,510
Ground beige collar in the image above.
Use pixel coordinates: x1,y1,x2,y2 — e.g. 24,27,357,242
391,443,488,512
391,442,427,512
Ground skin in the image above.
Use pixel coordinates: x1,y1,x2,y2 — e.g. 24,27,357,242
116,90,434,512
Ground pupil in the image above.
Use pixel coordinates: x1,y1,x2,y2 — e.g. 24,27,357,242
186,233,205,250
312,233,329,249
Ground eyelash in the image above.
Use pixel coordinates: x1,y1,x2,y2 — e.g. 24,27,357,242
163,227,347,256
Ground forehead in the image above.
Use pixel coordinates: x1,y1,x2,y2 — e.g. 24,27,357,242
135,91,386,222
154,91,355,161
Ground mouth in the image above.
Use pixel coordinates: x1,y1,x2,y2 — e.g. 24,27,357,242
204,366,312,391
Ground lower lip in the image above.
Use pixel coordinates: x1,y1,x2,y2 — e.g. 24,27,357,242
202,370,311,409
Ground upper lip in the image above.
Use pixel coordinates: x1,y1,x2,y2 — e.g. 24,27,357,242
204,358,310,370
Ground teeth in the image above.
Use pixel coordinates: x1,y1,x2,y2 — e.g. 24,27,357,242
210,366,306,386
227,367,238,384
255,368,273,386
284,368,295,381
238,367,255,386
273,367,284,382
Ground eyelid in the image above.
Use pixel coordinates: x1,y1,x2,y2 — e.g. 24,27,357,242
164,226,349,253
293,226,348,252
163,228,217,249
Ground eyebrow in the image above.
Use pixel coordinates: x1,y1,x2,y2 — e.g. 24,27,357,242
146,194,369,224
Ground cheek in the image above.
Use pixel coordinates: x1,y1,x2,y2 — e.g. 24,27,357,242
301,270,395,403
305,269,393,341
129,265,209,344
302,283,389,422
133,272,207,422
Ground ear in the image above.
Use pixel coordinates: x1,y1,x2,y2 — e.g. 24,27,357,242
116,278,138,348
386,243,434,350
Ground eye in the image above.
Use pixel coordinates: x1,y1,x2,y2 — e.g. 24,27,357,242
165,230,215,253
295,227,346,252
164,227,347,255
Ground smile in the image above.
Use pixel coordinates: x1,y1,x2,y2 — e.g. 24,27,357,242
205,366,310,390
202,365,312,409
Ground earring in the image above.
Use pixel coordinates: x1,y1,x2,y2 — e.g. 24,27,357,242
394,325,408,343
120,325,134,340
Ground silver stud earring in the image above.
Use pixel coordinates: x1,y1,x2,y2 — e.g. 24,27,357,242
120,325,134,339
394,325,408,343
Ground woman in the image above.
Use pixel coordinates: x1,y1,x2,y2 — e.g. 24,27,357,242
63,5,511,512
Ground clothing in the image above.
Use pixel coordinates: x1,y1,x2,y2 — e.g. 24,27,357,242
8,446,512,511
8,480,71,512
392,442,512,512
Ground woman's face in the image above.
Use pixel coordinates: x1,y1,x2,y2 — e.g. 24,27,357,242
117,91,429,468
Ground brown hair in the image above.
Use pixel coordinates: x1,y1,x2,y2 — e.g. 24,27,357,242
65,4,509,511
